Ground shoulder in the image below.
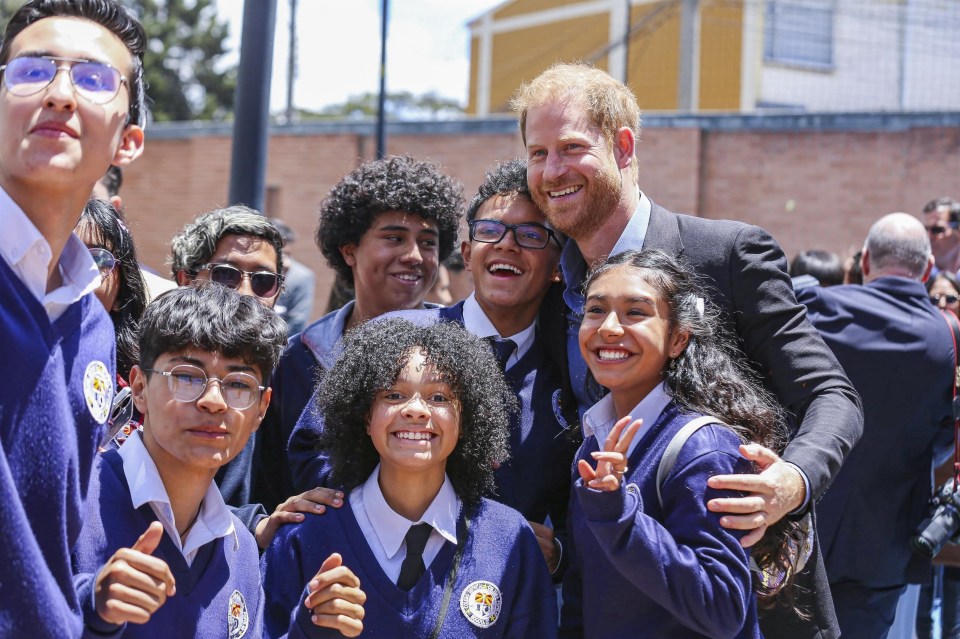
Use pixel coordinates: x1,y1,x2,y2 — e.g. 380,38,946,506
664,416,744,473
472,499,534,537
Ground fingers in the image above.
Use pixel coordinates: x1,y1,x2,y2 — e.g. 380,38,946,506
577,459,597,483
280,488,344,515
311,612,364,637
739,523,768,548
95,546,176,625
526,521,554,541
111,548,176,597
131,521,164,556
707,495,767,515
317,552,344,576
604,416,642,453
738,443,781,470
707,473,770,494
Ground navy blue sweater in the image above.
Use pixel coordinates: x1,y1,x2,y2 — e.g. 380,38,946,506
261,497,558,638
561,402,761,639
0,258,115,637
73,450,265,639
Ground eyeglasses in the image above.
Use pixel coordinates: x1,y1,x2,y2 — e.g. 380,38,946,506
88,247,117,276
927,225,948,236
0,56,127,105
931,293,959,305
194,263,282,299
468,219,561,250
144,364,265,410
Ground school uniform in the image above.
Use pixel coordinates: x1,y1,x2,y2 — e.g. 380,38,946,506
0,190,115,638
561,384,761,639
73,433,264,639
262,465,558,638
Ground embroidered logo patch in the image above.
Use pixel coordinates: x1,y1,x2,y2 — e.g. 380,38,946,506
228,589,249,638
460,580,502,629
83,360,112,424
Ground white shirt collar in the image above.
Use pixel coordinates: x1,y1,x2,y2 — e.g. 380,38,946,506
119,432,238,564
359,464,460,560
0,185,100,320
462,293,536,368
582,382,673,457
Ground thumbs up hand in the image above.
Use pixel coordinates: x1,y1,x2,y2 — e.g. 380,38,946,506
94,521,177,625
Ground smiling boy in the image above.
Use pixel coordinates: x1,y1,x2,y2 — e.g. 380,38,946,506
0,1,146,635
73,284,287,638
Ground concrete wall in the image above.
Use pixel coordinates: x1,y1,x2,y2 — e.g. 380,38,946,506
121,112,960,324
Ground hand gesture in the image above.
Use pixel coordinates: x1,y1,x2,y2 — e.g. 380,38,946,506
578,416,642,492
255,487,344,549
527,521,561,573
94,521,177,625
707,443,807,547
303,553,366,637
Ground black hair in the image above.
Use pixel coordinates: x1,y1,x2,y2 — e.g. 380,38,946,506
465,158,531,222
316,155,463,286
169,205,285,278
1,0,147,127
99,165,123,197
138,284,287,380
845,250,863,285
77,198,146,380
926,270,960,295
923,196,960,224
316,318,514,507
582,249,804,610
789,249,844,287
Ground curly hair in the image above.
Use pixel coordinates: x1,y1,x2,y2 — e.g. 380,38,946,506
316,156,463,286
77,198,147,381
583,249,804,611
316,318,515,506
465,158,531,222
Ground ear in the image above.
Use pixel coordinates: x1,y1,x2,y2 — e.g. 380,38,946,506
252,387,272,434
109,195,123,211
461,240,473,273
612,127,636,170
668,329,690,359
175,269,192,286
112,124,145,167
339,244,358,268
860,249,871,279
129,365,149,415
922,255,935,283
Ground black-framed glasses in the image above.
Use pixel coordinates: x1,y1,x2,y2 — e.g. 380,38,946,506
932,293,959,305
927,225,948,236
144,364,265,410
0,56,127,105
194,263,282,299
88,247,116,276
468,219,561,250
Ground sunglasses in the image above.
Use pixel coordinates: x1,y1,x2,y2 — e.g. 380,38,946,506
927,225,949,236
0,56,126,105
195,263,282,299
468,219,562,250
88,247,117,276
931,293,959,305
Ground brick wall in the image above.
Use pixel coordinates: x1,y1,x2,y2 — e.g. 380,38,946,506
120,114,960,324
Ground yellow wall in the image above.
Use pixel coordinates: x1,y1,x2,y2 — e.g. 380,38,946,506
700,0,743,110
494,0,586,20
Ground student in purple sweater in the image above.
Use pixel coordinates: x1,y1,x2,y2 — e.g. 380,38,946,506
261,318,558,638
562,250,807,639
73,284,287,638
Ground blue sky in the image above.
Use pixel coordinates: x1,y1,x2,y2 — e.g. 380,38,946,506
214,0,505,113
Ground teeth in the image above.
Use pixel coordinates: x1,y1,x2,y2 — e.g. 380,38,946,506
549,185,581,197
395,273,420,282
395,431,433,440
598,349,629,361
489,263,522,275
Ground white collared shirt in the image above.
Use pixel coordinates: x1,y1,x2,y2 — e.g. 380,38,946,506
119,432,238,566
0,186,100,321
350,464,460,584
462,293,536,370
582,382,673,458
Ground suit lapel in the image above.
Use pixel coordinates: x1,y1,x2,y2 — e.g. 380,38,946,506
642,200,684,256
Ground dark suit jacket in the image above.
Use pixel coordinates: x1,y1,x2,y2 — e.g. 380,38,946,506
798,277,954,587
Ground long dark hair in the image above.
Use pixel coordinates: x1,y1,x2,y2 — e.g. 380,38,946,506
583,249,804,610
77,199,147,381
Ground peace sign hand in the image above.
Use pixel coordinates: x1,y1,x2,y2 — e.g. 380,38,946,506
578,416,642,492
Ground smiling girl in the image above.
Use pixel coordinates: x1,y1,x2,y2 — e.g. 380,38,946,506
561,249,803,639
261,318,558,638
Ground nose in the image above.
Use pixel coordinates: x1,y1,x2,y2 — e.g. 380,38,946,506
235,276,256,298
43,66,77,111
598,311,623,337
542,152,566,183
195,379,228,413
400,239,424,266
938,296,949,309
401,393,431,420
495,228,520,251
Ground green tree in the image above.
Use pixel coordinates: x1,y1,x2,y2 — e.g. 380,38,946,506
0,0,235,122
301,90,464,121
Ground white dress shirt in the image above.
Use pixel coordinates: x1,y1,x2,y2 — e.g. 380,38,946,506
462,293,536,370
350,464,460,584
0,185,100,321
119,432,238,565
582,381,674,457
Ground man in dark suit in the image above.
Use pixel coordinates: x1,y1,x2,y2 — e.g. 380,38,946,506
512,62,863,638
798,213,954,638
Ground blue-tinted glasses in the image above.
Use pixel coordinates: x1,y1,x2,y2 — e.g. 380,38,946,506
0,56,126,104
468,219,562,250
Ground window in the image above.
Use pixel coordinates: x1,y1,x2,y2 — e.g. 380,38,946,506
764,0,834,68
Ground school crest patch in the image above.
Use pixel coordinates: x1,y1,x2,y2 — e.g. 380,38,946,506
228,589,249,638
460,580,502,629
83,360,112,424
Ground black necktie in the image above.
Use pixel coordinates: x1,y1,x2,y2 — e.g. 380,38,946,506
397,523,433,591
485,336,517,371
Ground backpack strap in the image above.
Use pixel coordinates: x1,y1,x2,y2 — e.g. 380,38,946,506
656,416,727,509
